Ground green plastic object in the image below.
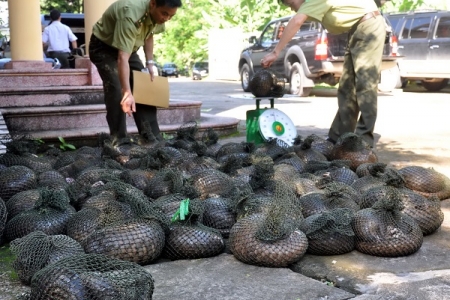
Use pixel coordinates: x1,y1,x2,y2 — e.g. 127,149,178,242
246,97,275,145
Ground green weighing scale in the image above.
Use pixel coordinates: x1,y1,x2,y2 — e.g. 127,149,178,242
246,97,297,146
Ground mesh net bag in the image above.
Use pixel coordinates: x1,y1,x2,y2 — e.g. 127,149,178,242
190,168,241,200
5,187,76,241
37,170,69,190
352,189,423,257
0,165,37,202
398,166,450,200
249,69,286,98
301,134,334,159
5,189,41,221
355,162,388,178
202,197,237,238
163,199,225,260
236,194,274,220
229,181,308,267
215,142,252,160
274,152,306,174
83,217,166,265
314,165,359,186
298,191,327,218
329,132,378,171
120,169,156,191
0,153,54,173
299,208,355,255
0,197,6,245
66,201,134,244
29,253,154,300
361,182,444,236
293,136,328,163
144,168,187,199
253,138,290,160
9,231,85,285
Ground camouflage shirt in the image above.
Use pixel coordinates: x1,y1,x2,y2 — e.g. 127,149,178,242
92,0,165,53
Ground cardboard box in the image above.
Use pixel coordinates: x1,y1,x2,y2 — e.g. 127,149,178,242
132,70,170,108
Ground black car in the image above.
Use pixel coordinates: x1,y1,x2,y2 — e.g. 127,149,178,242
385,10,450,91
192,61,208,80
161,62,179,77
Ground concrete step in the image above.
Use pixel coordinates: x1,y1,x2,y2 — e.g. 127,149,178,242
0,68,91,88
0,85,104,108
19,113,240,147
0,100,202,132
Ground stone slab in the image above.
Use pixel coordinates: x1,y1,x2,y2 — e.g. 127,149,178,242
145,253,355,300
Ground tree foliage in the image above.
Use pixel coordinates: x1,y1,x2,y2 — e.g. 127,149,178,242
40,0,83,14
37,0,429,69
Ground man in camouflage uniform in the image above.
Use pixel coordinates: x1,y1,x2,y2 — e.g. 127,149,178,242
261,0,385,148
89,0,181,140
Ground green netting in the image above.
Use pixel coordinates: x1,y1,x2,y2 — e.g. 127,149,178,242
10,231,84,285
352,189,423,257
29,253,154,300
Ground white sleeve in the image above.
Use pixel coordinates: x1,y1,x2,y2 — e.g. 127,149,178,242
42,28,49,43
66,25,78,42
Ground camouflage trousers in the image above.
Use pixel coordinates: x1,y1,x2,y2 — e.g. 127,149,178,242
328,15,386,147
88,34,160,139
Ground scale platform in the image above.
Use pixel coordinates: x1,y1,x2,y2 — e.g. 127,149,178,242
245,97,297,146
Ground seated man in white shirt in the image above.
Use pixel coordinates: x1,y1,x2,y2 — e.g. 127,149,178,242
42,9,78,69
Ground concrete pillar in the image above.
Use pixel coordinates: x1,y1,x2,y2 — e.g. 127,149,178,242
84,0,117,53
6,0,48,69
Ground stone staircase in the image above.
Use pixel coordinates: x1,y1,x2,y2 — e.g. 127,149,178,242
0,58,239,150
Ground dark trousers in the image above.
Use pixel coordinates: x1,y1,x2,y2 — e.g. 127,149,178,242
328,15,385,147
47,51,71,69
88,34,160,139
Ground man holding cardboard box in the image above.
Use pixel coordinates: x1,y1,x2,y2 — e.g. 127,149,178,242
89,0,181,140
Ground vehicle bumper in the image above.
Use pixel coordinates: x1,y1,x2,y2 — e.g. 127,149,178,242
316,55,401,77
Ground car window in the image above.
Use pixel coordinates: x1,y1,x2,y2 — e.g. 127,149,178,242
387,16,404,36
436,17,450,38
261,23,277,45
402,17,432,39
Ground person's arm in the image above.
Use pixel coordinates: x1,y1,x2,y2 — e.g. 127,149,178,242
261,13,308,68
143,35,155,81
71,40,78,49
118,50,135,116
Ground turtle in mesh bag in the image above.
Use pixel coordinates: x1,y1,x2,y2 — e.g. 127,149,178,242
5,187,76,241
28,253,154,300
249,69,286,98
0,165,37,202
202,196,237,238
360,169,444,236
5,189,40,221
83,216,166,265
300,134,334,159
229,181,308,267
190,168,244,200
297,181,360,218
310,161,359,186
37,170,69,190
163,198,225,260
398,165,450,200
0,197,6,245
329,132,378,171
9,231,85,285
352,188,423,257
299,208,355,255
292,135,328,163
253,138,291,160
351,163,391,195
274,152,307,174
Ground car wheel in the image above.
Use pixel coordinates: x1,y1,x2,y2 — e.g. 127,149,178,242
240,63,252,92
421,79,449,92
378,65,401,92
289,62,311,97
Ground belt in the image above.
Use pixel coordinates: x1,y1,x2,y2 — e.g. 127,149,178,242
48,51,70,54
358,10,381,25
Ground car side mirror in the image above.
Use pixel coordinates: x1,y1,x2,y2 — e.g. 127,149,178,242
249,36,257,44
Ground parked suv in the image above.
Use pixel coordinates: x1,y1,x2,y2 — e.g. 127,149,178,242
238,15,399,96
385,10,450,91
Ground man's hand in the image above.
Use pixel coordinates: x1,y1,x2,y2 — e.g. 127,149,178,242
261,52,277,68
120,91,136,117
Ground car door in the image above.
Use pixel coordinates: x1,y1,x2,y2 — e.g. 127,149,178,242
428,15,450,76
396,15,433,77
250,21,284,75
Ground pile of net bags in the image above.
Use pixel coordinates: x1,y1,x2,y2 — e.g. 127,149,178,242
0,126,449,298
